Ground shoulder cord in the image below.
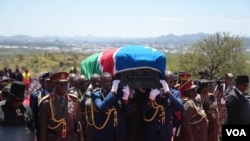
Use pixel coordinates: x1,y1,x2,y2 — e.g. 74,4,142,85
190,100,207,125
77,89,83,98
80,91,89,116
80,101,90,124
85,101,93,126
81,94,94,126
82,90,94,126
91,89,117,130
143,100,165,124
47,94,67,138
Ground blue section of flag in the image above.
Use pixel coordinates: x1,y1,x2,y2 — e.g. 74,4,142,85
114,44,166,78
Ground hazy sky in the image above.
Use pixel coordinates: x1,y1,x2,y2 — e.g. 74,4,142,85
0,0,249,38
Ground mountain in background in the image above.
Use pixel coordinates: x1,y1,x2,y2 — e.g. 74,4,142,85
0,32,249,48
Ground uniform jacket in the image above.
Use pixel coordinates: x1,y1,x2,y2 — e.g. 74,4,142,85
226,88,250,124
0,100,35,141
68,87,83,99
80,89,92,127
141,88,183,141
91,88,132,141
176,97,208,141
30,88,50,138
39,93,83,141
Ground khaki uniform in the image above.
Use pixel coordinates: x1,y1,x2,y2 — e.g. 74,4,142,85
39,93,83,141
176,97,208,141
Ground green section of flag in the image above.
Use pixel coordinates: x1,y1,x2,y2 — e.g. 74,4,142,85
80,52,102,79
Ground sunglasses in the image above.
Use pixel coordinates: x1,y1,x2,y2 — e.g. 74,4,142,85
45,80,53,83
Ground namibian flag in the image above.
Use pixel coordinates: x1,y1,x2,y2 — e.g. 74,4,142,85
80,44,167,79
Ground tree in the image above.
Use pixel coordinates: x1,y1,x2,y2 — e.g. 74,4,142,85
176,32,248,79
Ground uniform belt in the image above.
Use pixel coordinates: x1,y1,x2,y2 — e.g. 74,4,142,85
48,129,75,137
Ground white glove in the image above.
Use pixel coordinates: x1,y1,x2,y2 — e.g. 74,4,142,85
172,127,176,136
111,80,120,93
122,85,130,100
160,80,170,93
149,88,160,100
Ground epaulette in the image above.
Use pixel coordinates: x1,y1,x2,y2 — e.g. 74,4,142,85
85,88,91,92
84,89,92,97
172,87,179,90
68,87,76,94
92,87,100,92
34,87,43,93
195,94,201,102
174,84,181,89
181,97,190,102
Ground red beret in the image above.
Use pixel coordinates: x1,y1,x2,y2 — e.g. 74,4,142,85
50,72,69,83
179,73,191,81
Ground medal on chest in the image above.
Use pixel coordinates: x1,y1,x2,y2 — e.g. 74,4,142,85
16,108,23,116
68,100,77,118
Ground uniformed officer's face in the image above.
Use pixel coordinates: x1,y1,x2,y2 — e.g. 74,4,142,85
187,88,197,99
45,80,54,93
55,81,68,95
79,79,89,92
92,77,101,89
165,75,175,88
101,76,112,91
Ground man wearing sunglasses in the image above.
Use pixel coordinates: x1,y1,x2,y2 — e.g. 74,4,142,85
0,81,35,141
39,71,83,141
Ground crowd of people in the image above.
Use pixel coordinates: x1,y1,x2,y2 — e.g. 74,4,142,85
0,66,250,141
